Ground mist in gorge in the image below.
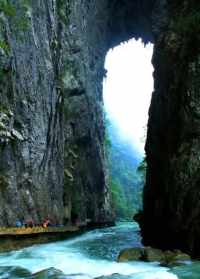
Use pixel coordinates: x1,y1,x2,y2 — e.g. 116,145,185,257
103,39,154,219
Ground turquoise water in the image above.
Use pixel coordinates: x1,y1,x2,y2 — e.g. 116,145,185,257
0,222,198,279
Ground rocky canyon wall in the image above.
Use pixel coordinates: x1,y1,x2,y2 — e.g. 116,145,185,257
1,0,200,258
0,0,65,225
0,0,156,226
142,0,200,258
0,0,113,226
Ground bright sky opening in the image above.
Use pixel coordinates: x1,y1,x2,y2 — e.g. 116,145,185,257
103,38,154,155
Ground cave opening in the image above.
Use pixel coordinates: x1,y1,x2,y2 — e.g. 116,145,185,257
103,38,154,220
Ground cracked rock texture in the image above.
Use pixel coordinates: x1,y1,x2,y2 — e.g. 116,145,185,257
142,0,200,258
0,0,157,226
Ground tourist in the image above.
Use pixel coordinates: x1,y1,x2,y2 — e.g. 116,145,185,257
42,218,51,228
15,220,23,228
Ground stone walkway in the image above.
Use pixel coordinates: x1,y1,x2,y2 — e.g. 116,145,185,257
0,226,79,236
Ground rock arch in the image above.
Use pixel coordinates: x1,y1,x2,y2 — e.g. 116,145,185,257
0,0,200,257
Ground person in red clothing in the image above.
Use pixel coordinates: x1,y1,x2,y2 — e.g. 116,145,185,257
42,218,50,228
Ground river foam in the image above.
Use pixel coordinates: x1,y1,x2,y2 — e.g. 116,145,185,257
0,223,178,279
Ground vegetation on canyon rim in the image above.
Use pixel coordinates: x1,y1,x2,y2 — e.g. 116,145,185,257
105,119,145,220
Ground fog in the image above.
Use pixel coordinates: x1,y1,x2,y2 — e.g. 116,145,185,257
103,39,154,155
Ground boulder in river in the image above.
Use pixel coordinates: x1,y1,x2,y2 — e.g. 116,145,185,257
117,247,144,262
117,247,191,266
0,266,31,278
163,250,191,266
96,274,133,279
31,267,67,279
143,247,165,262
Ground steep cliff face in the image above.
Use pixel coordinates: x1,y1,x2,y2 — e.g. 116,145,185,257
0,0,157,226
0,0,116,226
0,0,65,225
62,0,112,224
62,0,156,225
142,0,200,258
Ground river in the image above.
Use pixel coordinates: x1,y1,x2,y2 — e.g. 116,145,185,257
0,222,199,279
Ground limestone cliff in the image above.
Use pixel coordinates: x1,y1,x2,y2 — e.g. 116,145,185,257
142,0,200,258
0,0,113,226
0,0,157,227
0,0,66,225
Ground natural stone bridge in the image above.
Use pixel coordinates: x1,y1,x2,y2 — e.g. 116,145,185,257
0,0,200,257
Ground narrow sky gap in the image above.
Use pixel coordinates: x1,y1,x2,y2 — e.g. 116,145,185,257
103,39,154,155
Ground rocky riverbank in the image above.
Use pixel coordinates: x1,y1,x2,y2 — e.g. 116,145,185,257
118,247,191,267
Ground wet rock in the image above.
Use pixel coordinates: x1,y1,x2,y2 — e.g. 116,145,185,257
117,247,143,262
163,250,191,267
0,266,31,278
143,247,165,262
31,267,67,279
96,274,132,279
117,247,191,266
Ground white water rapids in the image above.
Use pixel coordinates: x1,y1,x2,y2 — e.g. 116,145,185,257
0,222,182,279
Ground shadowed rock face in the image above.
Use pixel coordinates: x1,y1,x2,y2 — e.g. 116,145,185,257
142,0,200,258
0,0,159,226
1,0,200,257
0,1,65,225
62,0,163,225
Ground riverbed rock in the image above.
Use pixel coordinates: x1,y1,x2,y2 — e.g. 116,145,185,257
0,266,31,278
163,250,191,267
96,274,133,279
117,247,191,266
143,247,165,262
31,267,67,279
117,248,144,262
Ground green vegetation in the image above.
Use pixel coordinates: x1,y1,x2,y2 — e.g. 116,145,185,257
0,1,16,17
110,178,128,219
11,0,30,36
57,0,71,24
137,157,147,182
0,40,10,54
0,0,30,51
105,120,145,220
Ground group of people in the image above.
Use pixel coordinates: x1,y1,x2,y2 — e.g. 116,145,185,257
15,218,51,228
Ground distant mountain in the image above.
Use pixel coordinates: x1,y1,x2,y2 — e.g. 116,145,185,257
106,121,145,220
